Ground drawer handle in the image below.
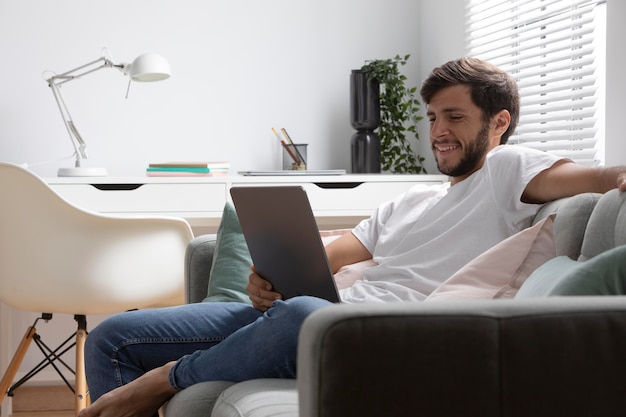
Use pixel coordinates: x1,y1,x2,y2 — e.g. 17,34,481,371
90,184,144,191
313,182,363,189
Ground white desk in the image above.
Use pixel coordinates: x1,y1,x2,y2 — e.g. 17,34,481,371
47,174,449,232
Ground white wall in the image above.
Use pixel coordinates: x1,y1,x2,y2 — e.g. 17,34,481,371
0,0,426,177
416,0,466,173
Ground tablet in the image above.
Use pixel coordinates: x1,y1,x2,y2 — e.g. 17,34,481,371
230,186,341,303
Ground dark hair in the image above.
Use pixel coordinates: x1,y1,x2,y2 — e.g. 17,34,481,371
420,57,519,144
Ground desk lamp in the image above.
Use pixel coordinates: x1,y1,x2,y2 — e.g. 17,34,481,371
46,50,171,177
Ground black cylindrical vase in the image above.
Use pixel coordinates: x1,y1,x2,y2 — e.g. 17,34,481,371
350,69,381,173
351,130,381,173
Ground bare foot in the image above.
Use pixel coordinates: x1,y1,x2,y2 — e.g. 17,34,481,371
77,362,178,417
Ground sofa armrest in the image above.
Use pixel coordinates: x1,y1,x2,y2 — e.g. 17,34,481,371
297,297,626,417
184,234,217,304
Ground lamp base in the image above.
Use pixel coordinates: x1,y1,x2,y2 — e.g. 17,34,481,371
57,166,108,177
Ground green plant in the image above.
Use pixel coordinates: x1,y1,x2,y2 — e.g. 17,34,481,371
361,54,426,174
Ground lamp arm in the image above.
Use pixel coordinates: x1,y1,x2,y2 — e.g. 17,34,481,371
46,56,125,167
49,56,122,86
48,81,87,165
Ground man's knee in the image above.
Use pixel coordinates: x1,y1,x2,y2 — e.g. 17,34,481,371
85,311,133,355
268,296,331,327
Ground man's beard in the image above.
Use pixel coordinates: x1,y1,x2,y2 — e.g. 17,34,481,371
435,122,491,177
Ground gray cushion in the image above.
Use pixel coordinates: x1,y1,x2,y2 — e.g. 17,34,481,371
551,192,600,259
579,189,626,260
516,244,626,298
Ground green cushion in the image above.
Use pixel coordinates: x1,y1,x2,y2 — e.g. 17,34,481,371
204,202,252,304
515,245,626,298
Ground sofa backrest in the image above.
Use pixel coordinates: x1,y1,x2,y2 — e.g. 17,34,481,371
533,193,601,260
552,193,602,259
541,189,626,262
578,188,626,261
533,189,626,261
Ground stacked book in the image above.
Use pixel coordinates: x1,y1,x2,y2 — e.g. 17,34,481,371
146,162,230,177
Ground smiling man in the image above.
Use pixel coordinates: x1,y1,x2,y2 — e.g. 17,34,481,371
427,85,504,181
78,58,626,417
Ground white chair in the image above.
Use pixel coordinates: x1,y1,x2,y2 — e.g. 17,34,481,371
0,162,194,415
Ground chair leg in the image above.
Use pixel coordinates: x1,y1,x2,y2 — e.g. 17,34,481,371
0,326,36,404
1,314,92,416
74,315,90,415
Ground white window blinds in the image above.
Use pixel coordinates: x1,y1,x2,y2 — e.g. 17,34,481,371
465,0,606,166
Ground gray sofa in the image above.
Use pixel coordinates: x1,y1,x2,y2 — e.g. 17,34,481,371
164,189,626,417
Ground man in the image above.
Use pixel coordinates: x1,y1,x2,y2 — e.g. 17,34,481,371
78,57,626,417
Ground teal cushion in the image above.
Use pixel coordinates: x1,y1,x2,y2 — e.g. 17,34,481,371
516,245,626,298
203,202,252,304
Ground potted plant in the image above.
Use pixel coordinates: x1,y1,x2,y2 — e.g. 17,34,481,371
359,54,427,174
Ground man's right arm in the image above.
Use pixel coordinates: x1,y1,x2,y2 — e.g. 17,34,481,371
325,232,372,274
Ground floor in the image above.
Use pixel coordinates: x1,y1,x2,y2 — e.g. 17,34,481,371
4,385,74,417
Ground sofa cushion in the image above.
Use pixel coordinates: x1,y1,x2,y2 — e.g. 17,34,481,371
204,202,253,304
550,192,600,259
212,379,298,417
578,189,626,260
163,380,236,417
515,244,626,298
426,215,556,301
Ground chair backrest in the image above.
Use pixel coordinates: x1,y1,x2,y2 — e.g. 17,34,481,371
0,162,194,315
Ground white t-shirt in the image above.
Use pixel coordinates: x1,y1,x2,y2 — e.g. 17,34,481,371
341,145,564,303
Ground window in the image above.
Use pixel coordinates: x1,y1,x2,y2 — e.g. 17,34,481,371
466,0,606,166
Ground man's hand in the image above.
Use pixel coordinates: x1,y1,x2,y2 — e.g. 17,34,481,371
247,266,282,311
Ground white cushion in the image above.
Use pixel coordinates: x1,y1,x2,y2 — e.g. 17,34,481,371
212,379,298,417
426,215,556,301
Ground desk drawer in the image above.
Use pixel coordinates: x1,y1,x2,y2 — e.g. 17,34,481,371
50,183,227,214
229,181,419,214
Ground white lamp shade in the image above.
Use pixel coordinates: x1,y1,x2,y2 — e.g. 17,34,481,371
127,53,171,82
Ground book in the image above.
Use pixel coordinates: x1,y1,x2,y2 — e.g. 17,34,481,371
146,167,229,173
148,161,230,169
146,171,228,177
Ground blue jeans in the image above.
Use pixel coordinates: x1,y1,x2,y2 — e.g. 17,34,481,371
84,296,331,401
